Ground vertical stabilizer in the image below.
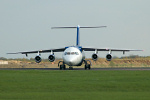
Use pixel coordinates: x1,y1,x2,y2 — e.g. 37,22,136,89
76,25,80,46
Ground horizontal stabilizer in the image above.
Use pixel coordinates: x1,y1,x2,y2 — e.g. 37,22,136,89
51,26,106,29
80,26,107,28
51,25,107,46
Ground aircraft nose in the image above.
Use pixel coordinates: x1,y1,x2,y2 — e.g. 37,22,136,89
66,57,76,66
68,59,74,65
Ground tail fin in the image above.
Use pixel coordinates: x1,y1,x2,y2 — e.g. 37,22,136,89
51,25,106,46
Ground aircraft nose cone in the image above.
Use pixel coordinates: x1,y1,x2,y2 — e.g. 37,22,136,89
68,59,74,65
65,57,76,66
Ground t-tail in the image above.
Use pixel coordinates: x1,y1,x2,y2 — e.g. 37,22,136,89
51,25,107,46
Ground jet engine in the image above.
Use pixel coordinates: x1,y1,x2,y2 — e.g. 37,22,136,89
92,53,98,61
106,54,112,61
35,55,42,63
48,54,55,62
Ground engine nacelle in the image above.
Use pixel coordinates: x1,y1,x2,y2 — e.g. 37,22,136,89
92,53,98,61
106,54,112,61
35,55,42,63
48,54,55,62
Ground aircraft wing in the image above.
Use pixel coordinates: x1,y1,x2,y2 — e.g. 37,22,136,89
7,48,65,56
82,47,143,54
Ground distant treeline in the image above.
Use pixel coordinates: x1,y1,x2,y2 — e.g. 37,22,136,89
120,55,150,59
0,57,61,62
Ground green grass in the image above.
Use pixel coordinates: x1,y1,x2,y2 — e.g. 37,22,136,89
0,70,150,100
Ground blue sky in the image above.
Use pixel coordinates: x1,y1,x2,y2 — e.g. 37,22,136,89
0,0,149,59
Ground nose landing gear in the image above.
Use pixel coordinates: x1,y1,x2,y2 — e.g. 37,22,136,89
69,66,73,70
58,60,92,70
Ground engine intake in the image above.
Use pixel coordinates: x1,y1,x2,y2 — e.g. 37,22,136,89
92,53,98,61
48,54,55,62
106,54,112,61
35,55,42,63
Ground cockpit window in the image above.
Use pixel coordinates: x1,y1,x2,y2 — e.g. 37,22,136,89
71,52,75,55
64,52,79,55
75,52,79,55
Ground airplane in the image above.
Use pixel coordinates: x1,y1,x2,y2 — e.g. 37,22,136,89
7,25,143,70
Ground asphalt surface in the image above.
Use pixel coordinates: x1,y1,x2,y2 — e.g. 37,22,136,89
0,67,150,70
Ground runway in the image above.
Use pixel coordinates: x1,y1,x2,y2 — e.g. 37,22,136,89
0,67,150,70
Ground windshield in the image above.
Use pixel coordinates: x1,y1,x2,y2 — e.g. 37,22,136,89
64,52,79,55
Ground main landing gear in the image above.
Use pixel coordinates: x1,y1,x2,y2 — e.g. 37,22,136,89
84,60,91,70
58,61,66,70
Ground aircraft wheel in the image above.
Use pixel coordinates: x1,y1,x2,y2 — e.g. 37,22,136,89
85,65,87,70
60,65,66,70
85,64,91,70
60,65,63,70
88,64,91,70
63,65,66,70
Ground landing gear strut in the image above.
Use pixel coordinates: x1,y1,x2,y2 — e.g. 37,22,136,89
84,60,91,70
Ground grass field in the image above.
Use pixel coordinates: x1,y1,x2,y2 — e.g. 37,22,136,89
0,70,150,100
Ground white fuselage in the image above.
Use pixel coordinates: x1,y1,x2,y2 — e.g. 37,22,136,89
62,47,84,66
